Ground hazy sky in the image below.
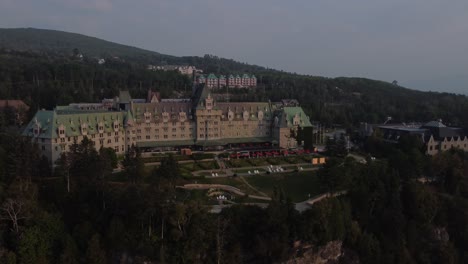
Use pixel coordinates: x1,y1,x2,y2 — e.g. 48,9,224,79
2,0,468,93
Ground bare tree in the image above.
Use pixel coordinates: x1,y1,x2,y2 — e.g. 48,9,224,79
1,198,28,233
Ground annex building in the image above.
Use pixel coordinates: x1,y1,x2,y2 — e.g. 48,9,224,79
23,86,313,164
378,121,468,155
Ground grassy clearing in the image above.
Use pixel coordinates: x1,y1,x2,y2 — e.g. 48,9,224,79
244,171,324,203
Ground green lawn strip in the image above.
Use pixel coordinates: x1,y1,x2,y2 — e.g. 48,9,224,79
244,172,324,203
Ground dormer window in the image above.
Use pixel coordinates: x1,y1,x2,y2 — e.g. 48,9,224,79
81,123,88,135
98,122,104,133
58,124,66,138
33,125,41,137
228,110,234,121
179,112,187,122
258,111,264,121
144,112,151,123
243,111,249,121
113,121,120,131
293,113,301,126
162,112,170,123
205,94,214,110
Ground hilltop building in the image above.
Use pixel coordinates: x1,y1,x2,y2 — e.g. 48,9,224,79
377,121,468,155
196,74,257,88
23,86,312,165
147,65,201,76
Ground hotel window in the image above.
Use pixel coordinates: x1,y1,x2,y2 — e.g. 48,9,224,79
115,138,119,143
172,128,177,132
146,135,150,139
172,122,177,126
92,134,96,139
172,134,176,138
100,133,104,138
115,132,119,136
164,135,168,139
137,136,141,140
164,128,168,132
68,137,71,142
137,129,141,133
107,139,111,144
107,133,111,137
100,139,104,145
61,138,65,143
155,135,159,139
114,146,119,152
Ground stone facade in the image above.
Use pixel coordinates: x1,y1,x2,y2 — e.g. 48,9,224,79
23,87,312,165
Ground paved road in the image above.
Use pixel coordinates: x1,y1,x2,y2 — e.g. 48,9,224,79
193,163,320,178
295,190,348,212
177,184,272,201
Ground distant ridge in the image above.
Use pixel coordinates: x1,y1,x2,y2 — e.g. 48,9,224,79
0,27,167,61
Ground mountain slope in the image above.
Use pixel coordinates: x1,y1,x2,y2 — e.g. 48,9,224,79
0,27,170,61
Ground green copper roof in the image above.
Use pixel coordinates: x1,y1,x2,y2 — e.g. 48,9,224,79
279,107,312,128
119,91,132,103
23,109,125,139
207,73,217,79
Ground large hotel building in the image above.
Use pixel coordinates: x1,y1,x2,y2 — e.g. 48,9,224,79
23,86,313,164
196,74,257,89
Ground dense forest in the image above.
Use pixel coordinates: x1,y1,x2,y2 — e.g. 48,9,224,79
2,126,468,263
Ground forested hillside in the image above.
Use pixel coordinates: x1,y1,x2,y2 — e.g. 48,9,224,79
2,28,468,127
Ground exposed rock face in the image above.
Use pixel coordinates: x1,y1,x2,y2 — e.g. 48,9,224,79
283,241,350,264
431,227,449,244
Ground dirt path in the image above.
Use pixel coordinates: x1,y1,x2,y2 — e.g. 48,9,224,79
239,176,269,197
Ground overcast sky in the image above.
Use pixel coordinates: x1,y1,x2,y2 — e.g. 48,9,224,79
2,0,468,93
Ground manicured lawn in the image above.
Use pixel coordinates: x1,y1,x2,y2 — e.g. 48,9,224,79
244,172,324,203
